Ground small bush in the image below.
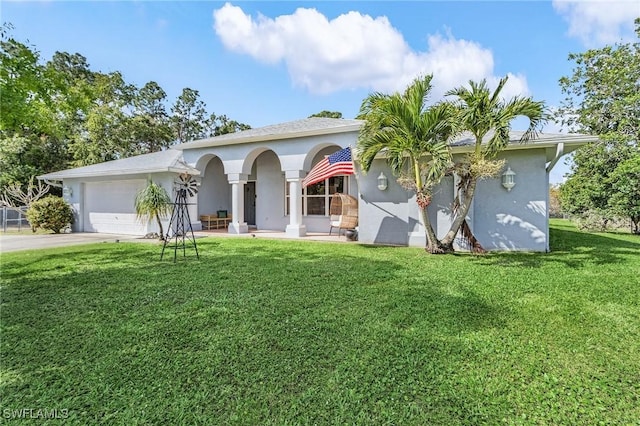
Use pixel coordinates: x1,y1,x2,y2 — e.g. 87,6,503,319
573,210,629,233
26,195,74,233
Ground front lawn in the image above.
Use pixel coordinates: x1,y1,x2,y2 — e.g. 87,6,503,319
1,220,639,424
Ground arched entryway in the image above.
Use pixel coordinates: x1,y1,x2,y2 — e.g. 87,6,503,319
197,155,230,224
243,149,284,230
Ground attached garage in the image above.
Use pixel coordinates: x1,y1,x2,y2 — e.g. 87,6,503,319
38,150,200,235
83,180,147,234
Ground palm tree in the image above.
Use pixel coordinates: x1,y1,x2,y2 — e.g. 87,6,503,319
357,75,457,253
135,180,172,240
439,76,547,251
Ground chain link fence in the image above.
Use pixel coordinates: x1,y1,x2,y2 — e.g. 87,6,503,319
1,206,30,232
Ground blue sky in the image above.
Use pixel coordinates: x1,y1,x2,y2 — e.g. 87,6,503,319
4,1,638,183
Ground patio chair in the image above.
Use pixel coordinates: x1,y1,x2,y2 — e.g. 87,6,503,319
329,193,358,236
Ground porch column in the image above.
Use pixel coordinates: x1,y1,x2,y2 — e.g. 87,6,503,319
228,173,249,234
187,177,202,231
285,170,307,237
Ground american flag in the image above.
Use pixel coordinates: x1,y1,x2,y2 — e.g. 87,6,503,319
302,147,354,188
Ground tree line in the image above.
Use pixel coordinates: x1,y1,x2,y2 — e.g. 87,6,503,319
0,23,250,193
557,18,640,234
2,17,638,239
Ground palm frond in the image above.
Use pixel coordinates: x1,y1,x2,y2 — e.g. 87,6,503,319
448,76,548,158
135,180,171,220
357,74,456,190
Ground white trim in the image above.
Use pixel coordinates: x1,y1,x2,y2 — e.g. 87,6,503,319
39,166,200,181
545,142,565,173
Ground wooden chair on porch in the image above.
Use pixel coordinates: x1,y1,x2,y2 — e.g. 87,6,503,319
329,193,358,236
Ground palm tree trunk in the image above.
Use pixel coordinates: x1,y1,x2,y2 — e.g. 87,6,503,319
419,205,448,254
412,157,448,254
155,213,165,240
440,176,478,250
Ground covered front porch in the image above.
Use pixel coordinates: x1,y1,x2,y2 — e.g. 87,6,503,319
183,119,363,240
196,227,359,243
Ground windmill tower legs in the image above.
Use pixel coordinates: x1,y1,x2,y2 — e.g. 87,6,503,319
160,188,199,261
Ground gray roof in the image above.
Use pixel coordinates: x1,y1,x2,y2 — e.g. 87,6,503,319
38,149,200,181
38,115,598,181
175,115,595,151
449,130,598,149
176,117,365,150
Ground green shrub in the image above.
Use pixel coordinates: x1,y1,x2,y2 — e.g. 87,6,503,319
26,195,74,233
573,210,629,233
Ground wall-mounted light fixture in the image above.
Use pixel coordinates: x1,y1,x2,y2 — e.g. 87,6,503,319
377,172,388,191
502,166,516,191
63,185,73,197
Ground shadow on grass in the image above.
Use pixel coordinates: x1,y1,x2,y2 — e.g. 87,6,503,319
1,238,509,423
473,223,640,269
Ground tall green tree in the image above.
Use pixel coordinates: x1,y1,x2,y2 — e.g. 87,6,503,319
0,27,70,190
205,113,251,137
128,81,173,154
357,75,457,253
558,18,640,230
0,27,45,133
1,24,250,195
441,77,546,251
171,88,207,143
560,140,633,219
309,110,343,119
609,156,640,233
68,71,135,166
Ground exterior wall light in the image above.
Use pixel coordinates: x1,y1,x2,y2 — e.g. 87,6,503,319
377,172,388,191
63,185,73,197
502,166,516,191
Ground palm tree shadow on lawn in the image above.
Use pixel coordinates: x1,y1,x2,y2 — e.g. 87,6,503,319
470,226,639,269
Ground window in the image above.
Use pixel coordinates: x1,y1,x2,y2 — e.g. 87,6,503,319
285,175,348,216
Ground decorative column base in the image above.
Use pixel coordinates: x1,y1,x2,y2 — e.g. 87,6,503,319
285,224,307,238
228,222,249,234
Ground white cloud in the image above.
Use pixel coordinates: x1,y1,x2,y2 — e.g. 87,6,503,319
552,0,638,46
212,3,531,98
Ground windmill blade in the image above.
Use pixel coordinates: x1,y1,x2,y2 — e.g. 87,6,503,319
177,173,199,197
185,178,198,197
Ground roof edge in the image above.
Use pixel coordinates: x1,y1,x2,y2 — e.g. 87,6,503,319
449,135,598,154
175,121,364,150
38,166,200,181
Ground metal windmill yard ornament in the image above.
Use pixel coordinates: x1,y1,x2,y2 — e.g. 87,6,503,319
161,173,200,261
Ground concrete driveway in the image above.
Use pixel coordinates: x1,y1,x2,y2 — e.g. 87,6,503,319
0,232,142,253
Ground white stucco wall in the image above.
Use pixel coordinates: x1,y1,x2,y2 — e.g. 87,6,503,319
471,149,549,251
357,150,550,251
182,132,359,176
357,160,411,246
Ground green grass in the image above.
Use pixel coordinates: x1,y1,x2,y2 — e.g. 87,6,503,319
1,220,639,425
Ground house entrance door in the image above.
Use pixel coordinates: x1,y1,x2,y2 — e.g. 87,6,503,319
244,182,256,226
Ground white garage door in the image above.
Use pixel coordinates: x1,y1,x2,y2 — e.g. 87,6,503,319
84,180,148,234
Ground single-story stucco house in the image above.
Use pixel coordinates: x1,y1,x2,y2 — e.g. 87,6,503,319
38,117,597,251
